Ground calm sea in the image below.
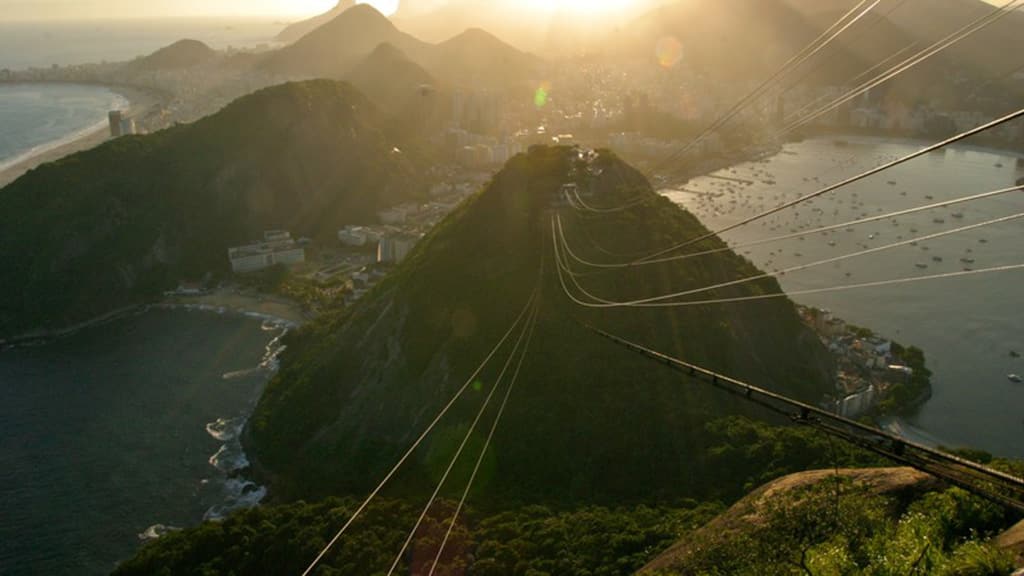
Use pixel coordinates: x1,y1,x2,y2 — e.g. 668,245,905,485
664,136,1024,459
0,18,283,172
0,308,286,575
0,84,127,170
0,18,283,71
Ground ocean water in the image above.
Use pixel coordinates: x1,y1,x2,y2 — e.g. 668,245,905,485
662,136,1024,459
0,18,284,174
0,84,127,170
0,18,283,71
0,308,288,576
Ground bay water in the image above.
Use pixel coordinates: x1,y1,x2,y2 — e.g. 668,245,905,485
0,308,286,575
663,136,1024,459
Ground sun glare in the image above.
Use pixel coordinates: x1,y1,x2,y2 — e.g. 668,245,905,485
284,0,399,17
521,0,637,14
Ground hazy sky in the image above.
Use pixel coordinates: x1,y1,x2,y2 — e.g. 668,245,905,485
0,0,1004,21
0,0,374,20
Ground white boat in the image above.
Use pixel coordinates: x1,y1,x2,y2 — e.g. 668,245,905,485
1009,374,1022,383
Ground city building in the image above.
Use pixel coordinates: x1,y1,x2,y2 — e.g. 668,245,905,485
108,110,136,137
228,230,306,273
378,205,416,225
338,226,370,247
377,233,419,264
108,110,124,137
119,117,136,136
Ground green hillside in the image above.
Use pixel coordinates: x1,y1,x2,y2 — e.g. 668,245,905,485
0,80,423,339
113,426,1021,575
244,145,835,505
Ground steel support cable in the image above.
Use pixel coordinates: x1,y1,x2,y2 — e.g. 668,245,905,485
568,185,655,213
630,106,1024,264
556,210,1024,308
582,325,1024,509
551,214,1024,307
385,299,539,576
779,0,1022,136
653,0,882,171
776,0,917,99
777,0,1024,138
552,214,1024,309
557,185,1024,271
781,39,920,125
805,419,1024,512
426,299,542,576
593,0,880,216
300,285,539,576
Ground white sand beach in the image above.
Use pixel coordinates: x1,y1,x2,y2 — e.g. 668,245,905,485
0,84,163,189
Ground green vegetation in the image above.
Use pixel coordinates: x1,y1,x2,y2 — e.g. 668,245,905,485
113,498,718,576
875,342,933,416
235,265,349,313
0,80,423,339
648,484,1015,575
245,146,837,504
114,418,1020,575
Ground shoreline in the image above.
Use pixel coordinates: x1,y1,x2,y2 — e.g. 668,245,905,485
0,83,165,189
160,287,310,327
2,288,308,350
790,128,1024,159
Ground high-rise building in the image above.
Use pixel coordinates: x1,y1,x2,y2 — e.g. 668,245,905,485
119,117,136,136
108,110,123,137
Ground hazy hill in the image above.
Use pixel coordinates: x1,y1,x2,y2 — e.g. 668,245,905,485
608,0,839,79
245,146,835,504
261,4,432,78
0,80,422,340
344,42,436,113
275,0,356,44
429,27,542,90
781,0,1024,98
612,0,1023,90
125,39,216,71
260,3,542,93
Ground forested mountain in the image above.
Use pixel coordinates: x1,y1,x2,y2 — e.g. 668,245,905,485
0,80,423,339
244,146,836,504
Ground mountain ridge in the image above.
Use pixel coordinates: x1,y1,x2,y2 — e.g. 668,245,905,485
244,145,835,504
275,0,357,44
0,80,423,340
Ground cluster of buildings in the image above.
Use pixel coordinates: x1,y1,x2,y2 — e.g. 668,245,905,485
445,129,529,168
799,306,917,418
228,230,306,273
610,131,723,160
338,195,468,265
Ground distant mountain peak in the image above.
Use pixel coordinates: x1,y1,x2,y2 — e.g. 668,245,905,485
367,41,411,59
275,0,357,43
262,1,429,78
127,38,215,71
441,26,517,49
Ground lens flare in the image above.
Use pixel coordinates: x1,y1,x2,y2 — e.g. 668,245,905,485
534,81,552,108
656,36,684,68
